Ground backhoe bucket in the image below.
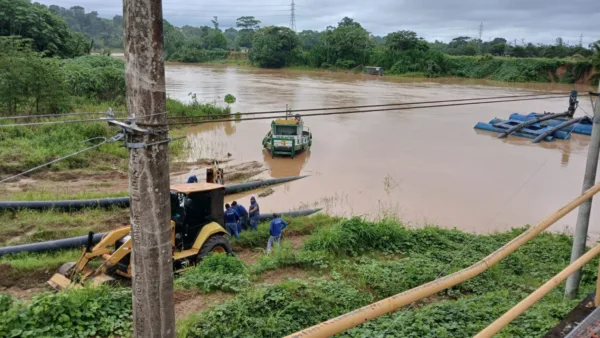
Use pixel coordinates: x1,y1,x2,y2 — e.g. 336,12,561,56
47,273,74,290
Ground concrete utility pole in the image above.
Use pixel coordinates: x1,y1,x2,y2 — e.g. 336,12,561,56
123,0,175,336
566,82,600,299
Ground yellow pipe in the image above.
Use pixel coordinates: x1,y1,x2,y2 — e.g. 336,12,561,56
286,181,600,338
475,244,600,338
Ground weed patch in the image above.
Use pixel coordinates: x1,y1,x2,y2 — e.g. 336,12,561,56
0,287,132,338
176,254,250,293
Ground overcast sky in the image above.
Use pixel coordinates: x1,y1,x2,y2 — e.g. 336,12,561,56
37,0,600,46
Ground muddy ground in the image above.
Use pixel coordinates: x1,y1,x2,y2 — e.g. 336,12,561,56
0,159,266,199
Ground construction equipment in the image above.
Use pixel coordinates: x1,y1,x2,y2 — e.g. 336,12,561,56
48,182,232,290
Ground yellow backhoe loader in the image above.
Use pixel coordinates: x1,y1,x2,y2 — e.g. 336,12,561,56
48,181,232,290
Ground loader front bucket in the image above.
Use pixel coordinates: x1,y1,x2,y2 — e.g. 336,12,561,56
47,273,75,290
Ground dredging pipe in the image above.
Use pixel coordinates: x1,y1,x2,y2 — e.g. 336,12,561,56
0,208,322,256
497,111,571,138
0,176,307,211
532,116,591,143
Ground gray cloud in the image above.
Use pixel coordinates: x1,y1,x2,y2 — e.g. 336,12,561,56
37,0,600,45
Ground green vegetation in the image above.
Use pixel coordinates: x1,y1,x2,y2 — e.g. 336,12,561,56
48,5,124,51
0,287,132,338
0,208,128,246
249,26,299,68
1,215,598,337
176,254,250,293
0,250,81,270
0,0,90,58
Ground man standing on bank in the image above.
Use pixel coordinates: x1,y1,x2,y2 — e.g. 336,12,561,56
248,196,260,231
232,201,248,232
267,213,287,253
224,203,240,239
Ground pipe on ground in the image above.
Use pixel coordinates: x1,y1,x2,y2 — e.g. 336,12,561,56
0,176,307,211
284,181,600,338
0,208,321,256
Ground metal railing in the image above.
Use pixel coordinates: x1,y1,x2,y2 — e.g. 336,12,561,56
286,181,600,338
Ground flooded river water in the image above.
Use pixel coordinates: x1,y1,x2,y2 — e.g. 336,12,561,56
166,64,598,238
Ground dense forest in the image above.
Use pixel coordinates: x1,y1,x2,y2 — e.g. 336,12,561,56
1,0,600,88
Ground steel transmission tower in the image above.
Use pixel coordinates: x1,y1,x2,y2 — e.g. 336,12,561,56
478,22,483,53
289,0,296,32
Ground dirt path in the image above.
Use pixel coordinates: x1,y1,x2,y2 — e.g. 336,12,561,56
174,290,234,319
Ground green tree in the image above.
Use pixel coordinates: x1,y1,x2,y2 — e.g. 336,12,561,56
0,0,90,58
324,17,373,68
224,28,238,48
0,37,70,114
298,30,321,50
236,16,261,48
385,30,419,51
163,20,184,58
249,26,299,68
491,43,506,56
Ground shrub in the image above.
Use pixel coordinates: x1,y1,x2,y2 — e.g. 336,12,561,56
180,279,372,338
250,243,330,275
176,253,250,293
0,287,132,338
61,55,126,102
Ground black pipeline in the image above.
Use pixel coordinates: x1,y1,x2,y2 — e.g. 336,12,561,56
0,208,322,256
0,176,307,211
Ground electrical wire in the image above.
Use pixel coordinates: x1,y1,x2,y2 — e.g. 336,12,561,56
0,134,123,183
163,95,567,127
165,93,570,121
0,95,566,128
0,111,126,120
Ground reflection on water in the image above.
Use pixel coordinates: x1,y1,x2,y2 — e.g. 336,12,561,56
166,64,599,241
263,149,311,178
472,129,590,168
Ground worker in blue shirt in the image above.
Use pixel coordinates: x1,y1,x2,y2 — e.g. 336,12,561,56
267,213,287,253
224,204,240,239
231,201,248,233
248,196,260,231
187,175,198,183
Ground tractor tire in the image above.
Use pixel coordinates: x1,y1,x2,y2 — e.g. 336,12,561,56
197,235,233,262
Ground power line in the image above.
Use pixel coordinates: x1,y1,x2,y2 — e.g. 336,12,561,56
0,111,126,121
0,134,123,183
163,95,567,127
0,94,566,128
164,93,570,121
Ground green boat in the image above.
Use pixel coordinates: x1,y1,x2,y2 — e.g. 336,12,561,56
262,115,312,158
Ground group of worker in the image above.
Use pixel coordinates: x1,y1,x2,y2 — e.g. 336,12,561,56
224,196,288,253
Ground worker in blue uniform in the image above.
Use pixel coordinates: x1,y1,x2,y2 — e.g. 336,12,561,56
232,201,248,232
267,213,287,253
224,203,240,239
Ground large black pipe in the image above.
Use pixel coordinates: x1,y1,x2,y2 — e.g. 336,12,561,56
0,176,307,212
532,116,589,143
0,208,322,256
497,111,570,138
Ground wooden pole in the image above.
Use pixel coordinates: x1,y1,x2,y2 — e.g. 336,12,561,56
123,0,175,337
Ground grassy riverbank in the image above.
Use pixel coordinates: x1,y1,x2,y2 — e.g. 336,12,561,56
0,214,596,337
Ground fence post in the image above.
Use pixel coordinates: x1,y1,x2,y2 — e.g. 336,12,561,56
566,82,600,299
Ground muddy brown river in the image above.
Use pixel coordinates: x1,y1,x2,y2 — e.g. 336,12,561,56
166,64,598,238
